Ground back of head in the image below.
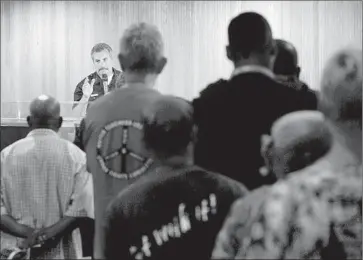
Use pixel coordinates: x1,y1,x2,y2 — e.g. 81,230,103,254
267,111,332,176
227,12,274,60
119,22,165,74
141,96,194,159
273,39,299,77
28,94,61,129
319,48,362,129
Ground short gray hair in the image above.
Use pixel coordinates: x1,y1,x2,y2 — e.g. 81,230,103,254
120,23,164,73
91,43,113,58
319,48,362,127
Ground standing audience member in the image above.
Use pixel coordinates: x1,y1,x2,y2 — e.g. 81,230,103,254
273,39,315,92
1,95,90,259
273,39,318,106
82,23,166,258
193,12,317,190
232,48,362,259
211,110,333,258
103,95,248,260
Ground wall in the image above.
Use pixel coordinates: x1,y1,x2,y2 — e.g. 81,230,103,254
1,1,362,106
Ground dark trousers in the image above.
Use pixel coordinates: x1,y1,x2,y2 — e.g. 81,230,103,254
78,218,95,257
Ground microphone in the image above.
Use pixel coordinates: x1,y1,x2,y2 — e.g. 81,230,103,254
101,74,109,94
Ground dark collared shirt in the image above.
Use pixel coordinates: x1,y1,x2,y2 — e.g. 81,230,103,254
73,68,124,107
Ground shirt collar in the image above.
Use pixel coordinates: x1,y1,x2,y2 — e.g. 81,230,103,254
231,65,275,79
27,128,59,137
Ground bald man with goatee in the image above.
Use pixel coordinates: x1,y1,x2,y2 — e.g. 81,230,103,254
0,95,90,259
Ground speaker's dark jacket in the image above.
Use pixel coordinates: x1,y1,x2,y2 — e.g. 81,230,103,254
73,68,124,107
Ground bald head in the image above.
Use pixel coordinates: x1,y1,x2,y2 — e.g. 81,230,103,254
142,95,193,158
273,39,300,77
28,95,62,129
319,48,362,128
263,111,332,177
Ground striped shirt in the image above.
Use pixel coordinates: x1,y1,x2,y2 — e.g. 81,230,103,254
0,129,90,259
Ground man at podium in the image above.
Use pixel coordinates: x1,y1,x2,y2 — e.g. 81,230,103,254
73,43,124,150
72,43,124,117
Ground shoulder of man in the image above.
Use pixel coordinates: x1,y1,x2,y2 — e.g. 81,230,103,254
211,185,269,259
0,136,31,161
194,79,229,102
235,175,330,258
241,164,362,259
201,167,249,197
192,79,229,121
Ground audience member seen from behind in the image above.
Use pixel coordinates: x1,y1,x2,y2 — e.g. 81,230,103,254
211,110,333,259
193,12,317,191
82,23,166,259
0,95,90,259
103,96,248,260
235,48,362,259
273,39,317,94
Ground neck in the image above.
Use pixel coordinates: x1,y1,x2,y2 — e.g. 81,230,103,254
154,154,193,169
325,120,362,166
123,72,158,88
276,74,297,82
234,56,270,70
31,125,58,132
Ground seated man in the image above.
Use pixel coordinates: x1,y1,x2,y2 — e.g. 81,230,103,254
103,95,248,260
212,110,333,259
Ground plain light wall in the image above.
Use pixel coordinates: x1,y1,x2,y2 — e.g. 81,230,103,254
1,1,362,107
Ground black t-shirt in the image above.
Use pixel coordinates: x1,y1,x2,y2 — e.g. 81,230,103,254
193,72,317,190
103,165,248,260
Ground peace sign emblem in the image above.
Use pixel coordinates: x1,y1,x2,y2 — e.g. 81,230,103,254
96,120,153,179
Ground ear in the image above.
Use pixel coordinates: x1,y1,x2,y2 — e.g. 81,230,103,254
58,117,63,128
296,67,301,78
27,116,32,127
156,57,167,74
260,134,273,158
